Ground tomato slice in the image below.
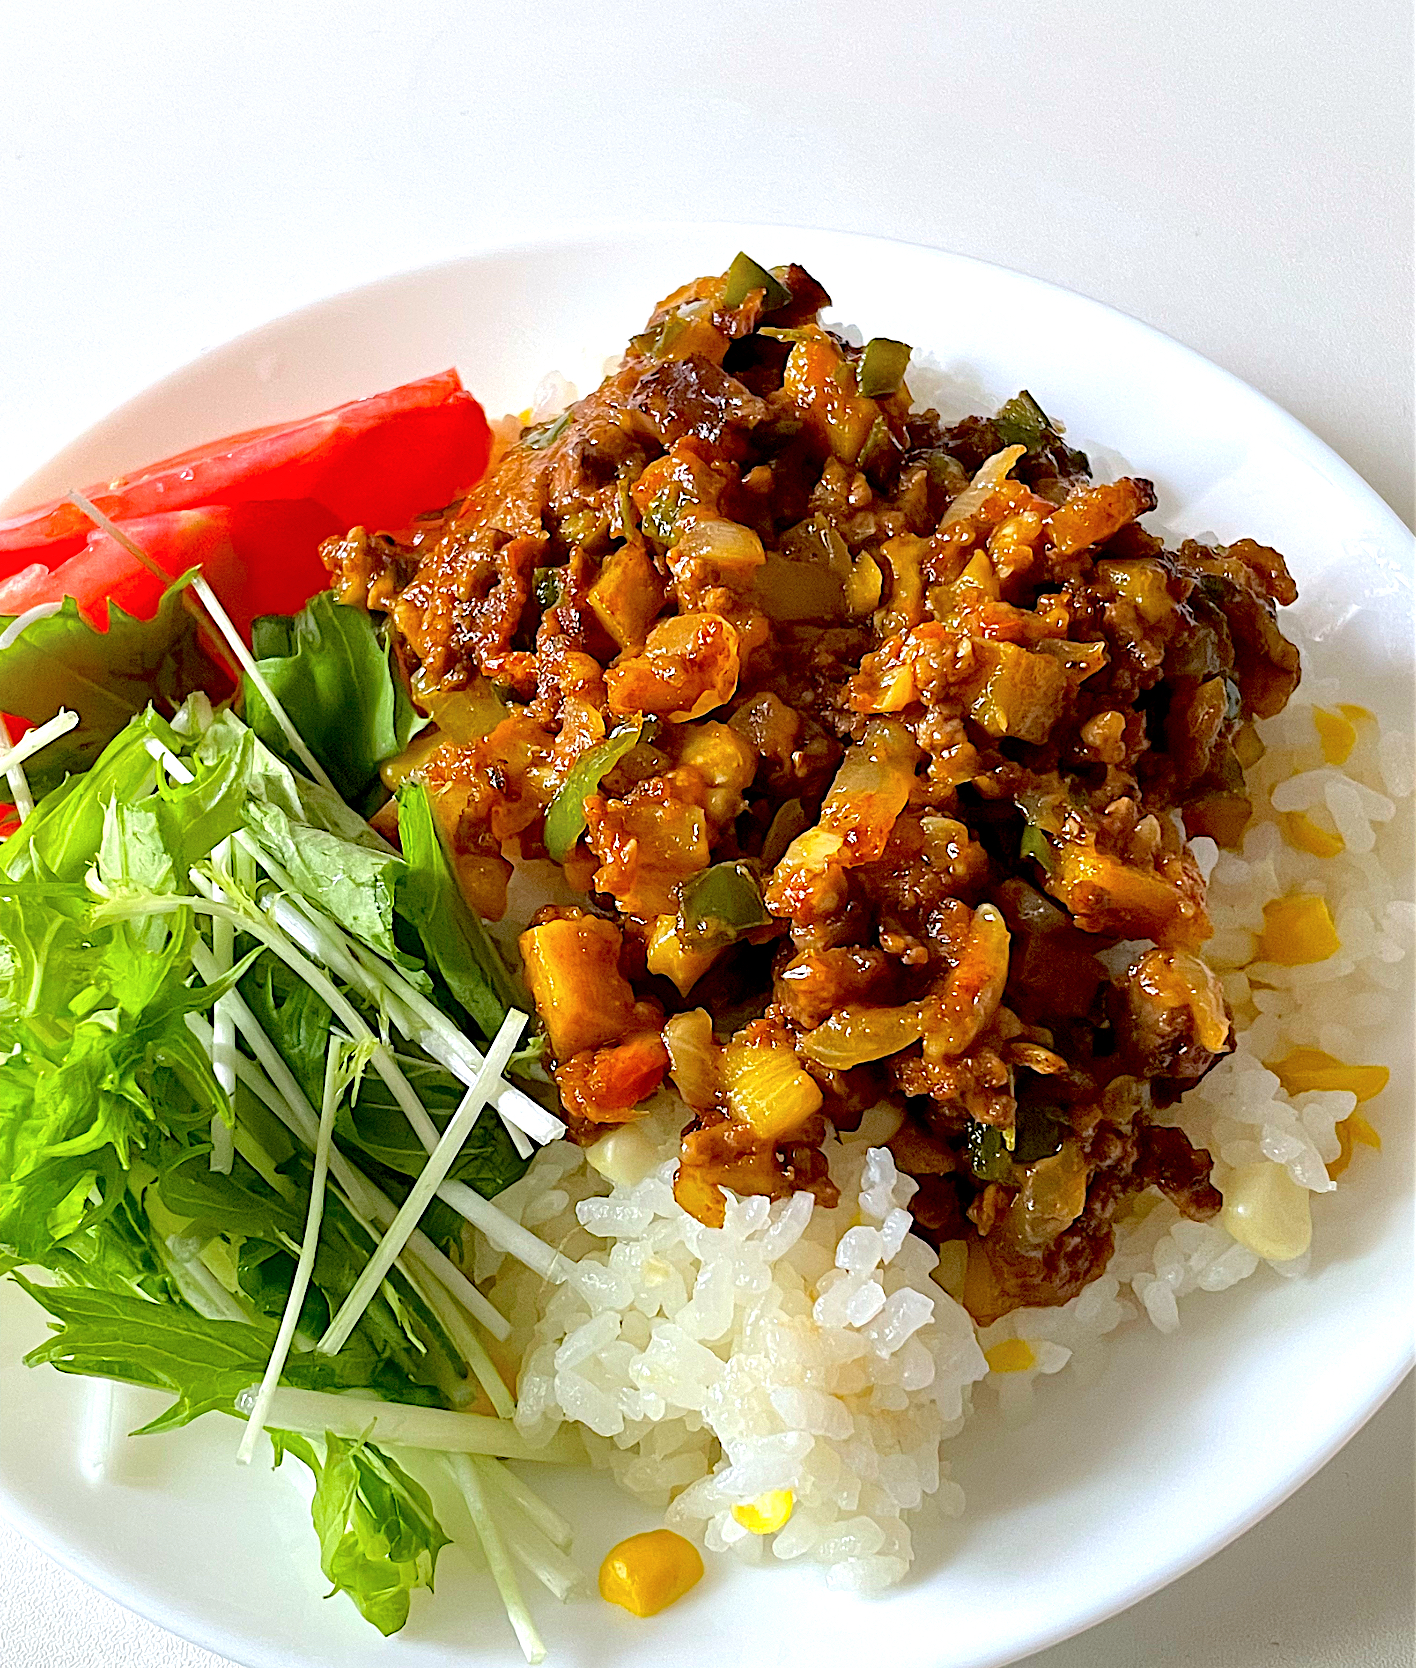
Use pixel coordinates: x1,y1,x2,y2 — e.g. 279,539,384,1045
0,500,342,641
0,368,490,569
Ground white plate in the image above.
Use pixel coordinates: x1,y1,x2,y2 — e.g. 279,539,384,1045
0,224,1411,1668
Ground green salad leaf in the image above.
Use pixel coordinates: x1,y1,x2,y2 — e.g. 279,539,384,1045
0,886,246,1261
275,1431,451,1637
1,707,185,882
338,1056,526,1204
395,780,524,1044
15,1277,363,1433
244,593,424,808
0,580,214,798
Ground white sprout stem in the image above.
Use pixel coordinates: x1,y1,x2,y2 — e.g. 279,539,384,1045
436,1175,576,1287
445,1454,546,1664
317,1010,527,1358
66,491,339,797
344,930,558,1143
0,717,33,826
163,1235,251,1322
479,1457,575,1553
208,839,237,1174
0,599,62,652
184,993,511,1344
494,1494,588,1603
180,888,576,1287
260,870,557,1146
413,1256,515,1420
233,1385,585,1465
187,997,511,1342
190,1005,514,1411
504,1117,536,1163
140,735,557,1149
208,1107,234,1174
237,1040,343,1466
78,1379,115,1482
231,1121,298,1201
194,572,341,794
0,708,80,824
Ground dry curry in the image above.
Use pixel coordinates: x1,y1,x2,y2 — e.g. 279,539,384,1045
324,255,1301,1326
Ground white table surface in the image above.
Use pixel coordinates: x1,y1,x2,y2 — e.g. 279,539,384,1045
0,4,1411,1666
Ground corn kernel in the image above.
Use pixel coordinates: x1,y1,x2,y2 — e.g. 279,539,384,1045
1267,1047,1389,1104
1327,1112,1382,1180
1255,895,1341,966
1338,702,1374,731
1221,1161,1312,1262
1282,811,1344,859
1312,707,1357,766
598,1529,704,1617
731,1490,794,1534
985,1338,1036,1374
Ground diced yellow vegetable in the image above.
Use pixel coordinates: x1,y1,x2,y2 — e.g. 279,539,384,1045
645,914,722,997
848,551,883,615
984,1338,1036,1374
1327,1112,1382,1180
378,727,447,790
1003,1139,1088,1248
661,1008,719,1111
1255,895,1341,966
731,1490,795,1534
588,543,664,651
585,1123,662,1190
1338,702,1374,730
1221,1161,1312,1261
677,721,756,824
799,1001,926,1069
418,679,509,744
1312,706,1357,765
1095,556,1174,625
519,914,637,1059
963,640,1068,744
782,328,881,463
720,1041,823,1140
1282,811,1344,859
452,849,511,921
1267,1047,1389,1104
599,1529,704,1617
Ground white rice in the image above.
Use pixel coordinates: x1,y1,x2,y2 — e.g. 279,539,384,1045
481,651,1412,1588
488,1114,986,1593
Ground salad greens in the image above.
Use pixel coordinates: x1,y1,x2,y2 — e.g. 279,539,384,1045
246,591,424,809
0,577,581,1656
278,1430,451,1637
395,778,528,1042
0,581,211,797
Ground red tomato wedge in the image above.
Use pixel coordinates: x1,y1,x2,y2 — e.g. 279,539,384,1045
0,500,343,641
0,368,491,572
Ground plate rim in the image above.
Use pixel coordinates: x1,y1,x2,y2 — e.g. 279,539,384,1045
4,217,1412,543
